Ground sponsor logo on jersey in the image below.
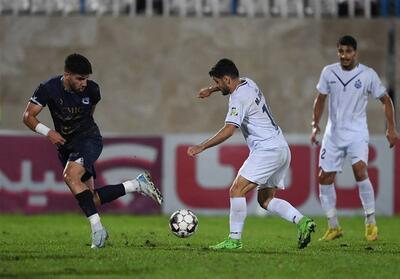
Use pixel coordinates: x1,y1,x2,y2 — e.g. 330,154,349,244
354,79,362,89
329,81,336,84
82,97,90,104
230,107,238,116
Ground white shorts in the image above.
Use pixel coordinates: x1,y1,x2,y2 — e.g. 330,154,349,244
319,136,369,172
238,146,291,190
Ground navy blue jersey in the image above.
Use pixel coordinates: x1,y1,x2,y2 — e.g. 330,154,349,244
30,75,101,140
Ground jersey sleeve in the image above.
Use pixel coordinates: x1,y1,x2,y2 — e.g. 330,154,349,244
92,84,101,105
225,96,245,128
316,67,330,95
30,84,49,107
368,69,386,99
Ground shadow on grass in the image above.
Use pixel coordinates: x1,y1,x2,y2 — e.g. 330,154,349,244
124,242,307,256
0,253,83,262
120,238,400,256
0,266,150,279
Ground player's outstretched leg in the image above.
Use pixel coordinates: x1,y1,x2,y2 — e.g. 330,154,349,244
91,227,109,249
297,217,316,249
134,171,163,205
209,238,243,250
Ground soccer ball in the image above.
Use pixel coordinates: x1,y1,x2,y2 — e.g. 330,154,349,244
169,209,198,238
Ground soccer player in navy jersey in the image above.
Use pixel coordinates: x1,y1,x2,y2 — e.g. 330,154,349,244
22,53,163,248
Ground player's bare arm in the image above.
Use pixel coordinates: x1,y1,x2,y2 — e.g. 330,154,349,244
22,102,66,145
187,123,236,157
379,94,398,148
197,85,220,98
310,93,327,145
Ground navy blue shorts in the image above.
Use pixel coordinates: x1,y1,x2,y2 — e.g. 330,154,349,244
58,135,103,182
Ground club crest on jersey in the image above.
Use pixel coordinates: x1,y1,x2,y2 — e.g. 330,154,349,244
230,107,238,116
354,79,362,89
82,97,90,104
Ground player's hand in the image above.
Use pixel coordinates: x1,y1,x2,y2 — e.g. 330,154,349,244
47,130,66,145
187,145,205,157
197,87,215,99
386,128,398,148
310,123,320,145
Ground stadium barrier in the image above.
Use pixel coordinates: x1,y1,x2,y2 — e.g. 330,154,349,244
1,133,399,216
0,0,398,18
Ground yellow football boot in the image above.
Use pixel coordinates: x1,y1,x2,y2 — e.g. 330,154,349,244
365,224,378,241
319,227,343,241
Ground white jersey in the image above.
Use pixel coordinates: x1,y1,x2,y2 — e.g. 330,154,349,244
225,77,287,152
316,63,386,145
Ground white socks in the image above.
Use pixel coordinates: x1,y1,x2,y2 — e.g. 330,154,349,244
357,178,376,224
229,196,304,240
123,179,140,193
267,198,303,224
319,180,377,227
319,184,339,228
88,213,103,232
229,197,247,240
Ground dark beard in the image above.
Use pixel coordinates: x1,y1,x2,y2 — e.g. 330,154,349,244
72,85,84,93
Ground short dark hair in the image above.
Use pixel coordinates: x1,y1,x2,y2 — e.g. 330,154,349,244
209,58,239,79
64,53,92,75
337,35,357,50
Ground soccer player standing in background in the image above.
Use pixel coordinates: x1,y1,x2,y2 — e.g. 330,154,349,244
310,35,398,241
22,53,163,248
188,58,316,249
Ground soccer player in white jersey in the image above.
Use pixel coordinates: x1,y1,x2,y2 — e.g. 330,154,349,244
310,35,398,241
187,58,316,249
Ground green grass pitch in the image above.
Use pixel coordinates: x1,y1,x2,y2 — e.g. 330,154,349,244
1,214,399,279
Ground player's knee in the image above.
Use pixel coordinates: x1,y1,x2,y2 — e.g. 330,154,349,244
63,169,78,185
352,163,368,181
229,186,238,197
229,185,244,197
318,170,335,184
354,170,368,181
63,171,72,185
352,160,367,180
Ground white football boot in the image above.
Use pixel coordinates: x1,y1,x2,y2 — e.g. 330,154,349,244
136,171,163,205
91,227,108,249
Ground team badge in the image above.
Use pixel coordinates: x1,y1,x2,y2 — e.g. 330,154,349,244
230,107,238,116
354,79,362,89
82,97,90,104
